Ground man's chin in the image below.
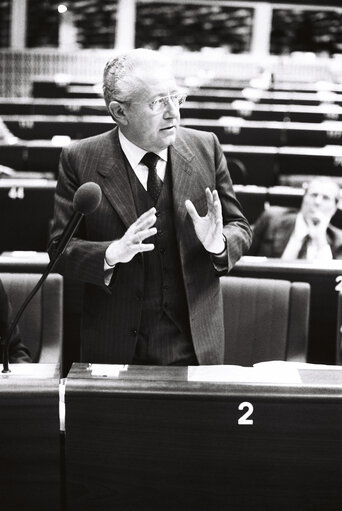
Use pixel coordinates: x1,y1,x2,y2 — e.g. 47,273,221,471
157,131,177,148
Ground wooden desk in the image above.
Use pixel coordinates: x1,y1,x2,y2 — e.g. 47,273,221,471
65,363,342,511
0,364,61,510
231,257,342,364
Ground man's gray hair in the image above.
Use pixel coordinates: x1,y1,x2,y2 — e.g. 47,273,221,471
102,48,170,111
304,176,341,204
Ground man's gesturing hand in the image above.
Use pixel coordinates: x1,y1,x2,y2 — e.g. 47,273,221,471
105,207,157,265
185,188,225,254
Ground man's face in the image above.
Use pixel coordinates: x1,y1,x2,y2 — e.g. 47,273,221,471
121,65,181,153
301,180,338,225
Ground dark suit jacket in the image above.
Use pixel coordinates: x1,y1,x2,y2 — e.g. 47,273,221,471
249,206,342,259
0,280,32,363
49,126,252,364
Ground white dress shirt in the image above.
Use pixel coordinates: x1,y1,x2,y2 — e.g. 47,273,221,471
104,130,168,276
118,130,168,188
281,212,333,261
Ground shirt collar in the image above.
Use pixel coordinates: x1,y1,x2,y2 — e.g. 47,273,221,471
118,130,168,170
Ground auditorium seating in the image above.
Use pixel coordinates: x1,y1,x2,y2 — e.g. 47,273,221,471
1,272,63,365
2,97,342,123
221,276,310,366
1,72,342,372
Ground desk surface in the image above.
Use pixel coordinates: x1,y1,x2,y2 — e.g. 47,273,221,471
67,362,342,397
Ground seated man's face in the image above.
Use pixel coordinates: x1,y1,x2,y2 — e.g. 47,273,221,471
301,180,339,226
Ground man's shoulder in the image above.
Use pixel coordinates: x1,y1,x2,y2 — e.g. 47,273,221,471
178,126,214,143
328,224,342,244
65,128,117,155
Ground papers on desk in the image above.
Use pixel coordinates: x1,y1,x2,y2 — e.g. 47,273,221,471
90,364,128,377
188,362,301,384
188,361,342,384
0,363,57,378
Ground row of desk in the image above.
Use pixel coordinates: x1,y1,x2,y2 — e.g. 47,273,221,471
3,114,342,148
30,77,342,106
3,178,342,253
1,362,342,510
2,97,342,123
2,140,342,186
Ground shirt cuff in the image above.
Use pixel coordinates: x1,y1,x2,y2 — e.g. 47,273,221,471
104,257,115,286
210,235,228,273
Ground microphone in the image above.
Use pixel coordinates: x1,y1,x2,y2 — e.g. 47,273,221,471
51,181,102,259
1,182,102,373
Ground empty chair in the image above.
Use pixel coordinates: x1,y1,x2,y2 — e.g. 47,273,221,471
221,276,310,365
1,273,63,365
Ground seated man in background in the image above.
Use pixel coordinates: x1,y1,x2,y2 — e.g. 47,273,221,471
0,279,32,363
249,176,342,261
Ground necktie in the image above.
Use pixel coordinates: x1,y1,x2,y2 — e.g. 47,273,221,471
297,234,311,259
141,152,162,203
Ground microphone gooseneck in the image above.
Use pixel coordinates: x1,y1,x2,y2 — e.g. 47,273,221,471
1,182,102,373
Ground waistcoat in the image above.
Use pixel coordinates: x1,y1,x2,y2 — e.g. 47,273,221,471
125,156,197,365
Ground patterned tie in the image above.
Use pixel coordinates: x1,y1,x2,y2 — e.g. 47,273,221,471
297,234,311,259
141,152,162,204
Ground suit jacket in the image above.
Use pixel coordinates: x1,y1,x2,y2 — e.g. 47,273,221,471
249,206,342,259
49,126,252,364
0,280,32,363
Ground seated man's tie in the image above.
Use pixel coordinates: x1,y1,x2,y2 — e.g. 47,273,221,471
141,152,162,203
297,234,311,259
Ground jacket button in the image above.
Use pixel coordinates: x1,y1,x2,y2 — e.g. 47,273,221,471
129,329,137,336
160,248,166,254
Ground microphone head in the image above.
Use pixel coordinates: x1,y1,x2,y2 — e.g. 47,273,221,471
73,182,102,215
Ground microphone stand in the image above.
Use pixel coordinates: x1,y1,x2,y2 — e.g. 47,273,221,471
1,212,83,373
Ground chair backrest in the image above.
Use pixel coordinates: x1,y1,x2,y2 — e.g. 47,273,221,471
221,276,310,366
1,273,63,364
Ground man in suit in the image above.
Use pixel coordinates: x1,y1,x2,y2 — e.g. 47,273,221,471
49,48,252,365
249,176,342,260
0,279,32,363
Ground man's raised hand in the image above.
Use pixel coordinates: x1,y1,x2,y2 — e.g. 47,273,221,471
105,207,157,265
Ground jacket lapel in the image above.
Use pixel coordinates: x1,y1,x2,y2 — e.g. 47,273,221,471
169,136,195,223
273,214,296,256
96,129,137,229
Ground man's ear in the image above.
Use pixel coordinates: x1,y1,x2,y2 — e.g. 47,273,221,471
109,100,128,125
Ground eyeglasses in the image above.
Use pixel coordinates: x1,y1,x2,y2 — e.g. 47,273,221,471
118,92,187,113
149,92,187,113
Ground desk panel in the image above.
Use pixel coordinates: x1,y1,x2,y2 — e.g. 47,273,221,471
0,364,60,511
1,180,56,252
65,363,342,511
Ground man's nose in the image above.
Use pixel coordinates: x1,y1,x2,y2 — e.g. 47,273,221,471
163,97,178,117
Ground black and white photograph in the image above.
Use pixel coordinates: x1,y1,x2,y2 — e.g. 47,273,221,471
0,1,342,509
